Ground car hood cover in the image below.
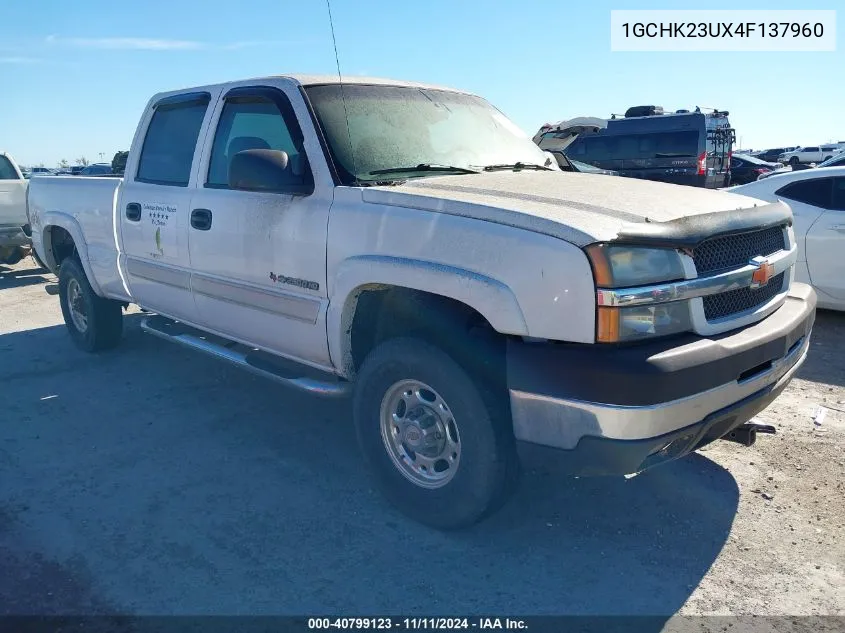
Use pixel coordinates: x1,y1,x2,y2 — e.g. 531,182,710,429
363,171,773,246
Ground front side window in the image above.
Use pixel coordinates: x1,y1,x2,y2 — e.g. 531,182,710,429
305,84,548,184
137,95,209,186
206,97,302,188
776,178,832,209
0,155,19,180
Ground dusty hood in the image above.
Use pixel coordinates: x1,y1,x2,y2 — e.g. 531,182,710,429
362,171,775,246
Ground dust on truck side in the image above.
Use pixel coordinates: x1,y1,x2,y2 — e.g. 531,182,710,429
27,75,816,529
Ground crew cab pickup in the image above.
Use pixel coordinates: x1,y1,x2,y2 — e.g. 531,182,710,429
27,75,816,529
778,145,843,166
0,151,31,265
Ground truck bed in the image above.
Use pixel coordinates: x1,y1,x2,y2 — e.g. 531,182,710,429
28,175,126,298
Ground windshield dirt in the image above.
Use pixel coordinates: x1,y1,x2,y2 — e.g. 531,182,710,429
305,84,549,184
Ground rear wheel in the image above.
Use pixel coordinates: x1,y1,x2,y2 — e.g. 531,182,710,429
353,337,518,529
58,258,123,352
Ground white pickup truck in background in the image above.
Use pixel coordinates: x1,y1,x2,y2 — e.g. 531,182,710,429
27,75,817,528
0,151,32,265
778,144,844,166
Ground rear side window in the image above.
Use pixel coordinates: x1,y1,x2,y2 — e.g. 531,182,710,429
775,178,832,209
832,178,845,211
567,131,699,162
136,93,210,186
803,147,820,153
0,155,19,180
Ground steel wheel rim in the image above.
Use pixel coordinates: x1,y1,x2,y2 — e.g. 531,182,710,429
66,278,88,333
379,379,461,489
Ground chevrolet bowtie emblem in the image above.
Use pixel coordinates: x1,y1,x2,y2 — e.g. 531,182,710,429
750,256,775,289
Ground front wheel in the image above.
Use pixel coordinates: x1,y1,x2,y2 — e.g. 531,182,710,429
789,156,800,166
353,337,518,529
58,258,124,352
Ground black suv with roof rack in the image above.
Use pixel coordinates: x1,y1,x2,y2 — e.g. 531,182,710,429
535,105,736,189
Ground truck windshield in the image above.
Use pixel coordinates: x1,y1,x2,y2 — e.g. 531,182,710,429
304,84,549,184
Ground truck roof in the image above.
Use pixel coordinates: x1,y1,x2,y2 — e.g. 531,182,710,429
150,74,470,102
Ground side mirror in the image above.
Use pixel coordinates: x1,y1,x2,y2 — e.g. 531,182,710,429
228,149,313,194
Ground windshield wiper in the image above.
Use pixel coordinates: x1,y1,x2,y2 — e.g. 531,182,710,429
369,164,481,176
481,162,553,172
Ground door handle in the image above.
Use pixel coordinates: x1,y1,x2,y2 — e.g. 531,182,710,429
125,202,142,222
191,208,212,231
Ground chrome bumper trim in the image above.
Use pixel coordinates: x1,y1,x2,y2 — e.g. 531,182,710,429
596,244,797,308
509,334,809,450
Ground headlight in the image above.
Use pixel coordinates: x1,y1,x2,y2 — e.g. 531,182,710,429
585,244,685,288
596,302,693,343
586,243,691,343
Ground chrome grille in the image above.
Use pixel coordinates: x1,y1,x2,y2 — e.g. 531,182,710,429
693,226,786,275
703,273,785,320
694,226,788,321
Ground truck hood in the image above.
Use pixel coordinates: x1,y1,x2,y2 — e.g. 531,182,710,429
362,171,780,247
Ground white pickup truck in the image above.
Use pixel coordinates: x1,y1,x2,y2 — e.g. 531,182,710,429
27,75,817,528
0,151,31,265
778,145,844,166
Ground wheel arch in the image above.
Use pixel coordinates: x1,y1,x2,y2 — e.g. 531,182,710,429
328,255,528,378
40,212,104,296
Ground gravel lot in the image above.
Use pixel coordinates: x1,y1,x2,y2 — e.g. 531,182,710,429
1,256,843,622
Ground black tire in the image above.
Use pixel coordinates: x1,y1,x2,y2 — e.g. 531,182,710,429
789,156,800,166
58,257,123,352
822,156,832,162
353,337,518,530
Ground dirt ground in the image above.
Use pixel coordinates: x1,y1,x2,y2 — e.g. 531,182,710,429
0,256,843,625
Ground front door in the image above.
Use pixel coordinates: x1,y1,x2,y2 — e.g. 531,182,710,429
187,84,332,367
118,92,214,322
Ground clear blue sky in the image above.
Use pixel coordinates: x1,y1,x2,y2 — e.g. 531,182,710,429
1,0,841,167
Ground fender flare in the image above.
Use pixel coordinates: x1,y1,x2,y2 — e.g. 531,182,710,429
327,254,528,376
40,211,105,297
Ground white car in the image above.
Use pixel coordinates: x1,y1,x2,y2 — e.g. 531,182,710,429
730,167,845,310
0,151,31,264
27,74,816,528
777,145,843,166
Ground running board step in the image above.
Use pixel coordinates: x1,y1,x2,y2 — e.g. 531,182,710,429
140,315,351,398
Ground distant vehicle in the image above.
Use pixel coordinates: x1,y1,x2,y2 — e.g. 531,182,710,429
79,163,114,176
70,165,86,175
777,145,843,166
535,105,735,188
730,167,845,311
547,149,619,176
29,167,55,177
750,147,797,163
728,154,781,185
0,151,31,265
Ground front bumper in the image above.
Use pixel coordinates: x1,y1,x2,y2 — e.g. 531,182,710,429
508,283,816,476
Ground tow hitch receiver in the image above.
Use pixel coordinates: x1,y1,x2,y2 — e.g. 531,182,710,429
722,422,777,447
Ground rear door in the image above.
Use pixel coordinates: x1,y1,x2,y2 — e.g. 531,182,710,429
117,91,216,321
0,155,27,227
806,177,845,302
